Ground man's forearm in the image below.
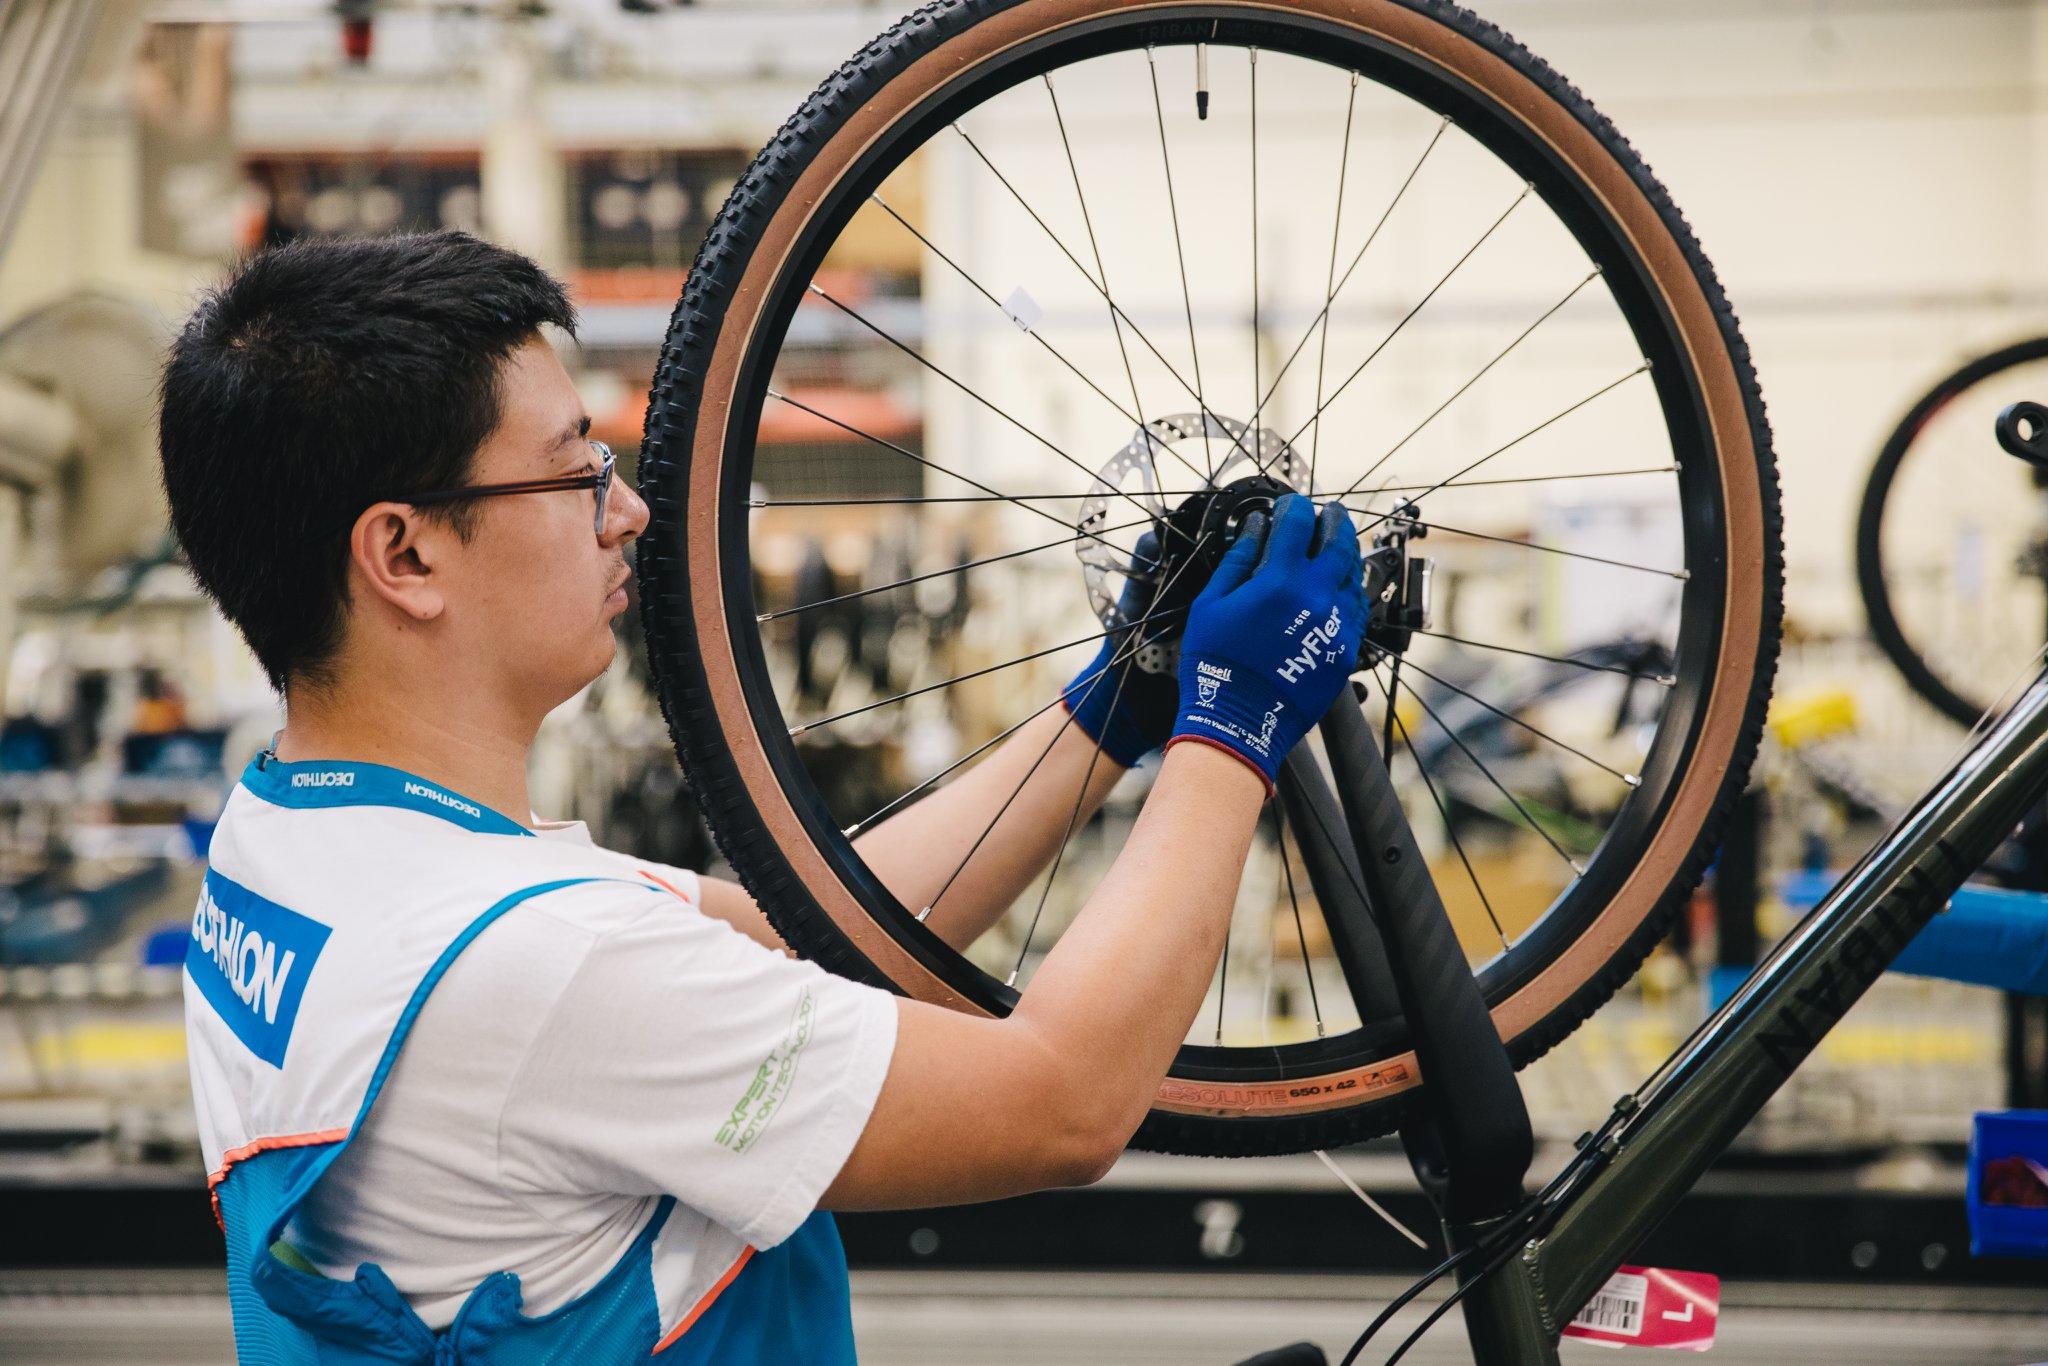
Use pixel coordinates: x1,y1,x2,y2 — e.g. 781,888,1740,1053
851,701,1129,950
1008,740,1265,1147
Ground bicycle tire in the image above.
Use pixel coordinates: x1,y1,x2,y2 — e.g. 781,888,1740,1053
1855,336,2048,729
635,0,1783,1156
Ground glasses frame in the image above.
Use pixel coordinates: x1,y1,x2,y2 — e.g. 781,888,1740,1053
401,439,616,535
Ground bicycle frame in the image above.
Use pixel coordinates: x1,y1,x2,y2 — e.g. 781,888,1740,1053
1448,661,2048,1360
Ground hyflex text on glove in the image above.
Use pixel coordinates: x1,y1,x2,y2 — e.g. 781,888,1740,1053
1164,495,1367,795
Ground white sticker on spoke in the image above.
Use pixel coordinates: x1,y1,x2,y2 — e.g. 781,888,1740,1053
1002,286,1043,334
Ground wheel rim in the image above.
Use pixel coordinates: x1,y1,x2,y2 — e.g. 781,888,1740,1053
647,0,1772,1123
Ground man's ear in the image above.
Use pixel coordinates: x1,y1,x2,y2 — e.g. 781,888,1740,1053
349,502,448,623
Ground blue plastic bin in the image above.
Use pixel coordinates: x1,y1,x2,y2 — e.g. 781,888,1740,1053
1966,1110,2048,1258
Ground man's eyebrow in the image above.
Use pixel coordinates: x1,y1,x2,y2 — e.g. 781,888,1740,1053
551,414,592,450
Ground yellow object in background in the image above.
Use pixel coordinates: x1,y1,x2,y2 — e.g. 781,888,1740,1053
1768,686,1859,750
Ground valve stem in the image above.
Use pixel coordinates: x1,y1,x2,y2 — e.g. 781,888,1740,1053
1196,42,1209,120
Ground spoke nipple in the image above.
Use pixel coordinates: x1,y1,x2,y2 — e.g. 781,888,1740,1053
1640,357,1655,372
1005,970,1020,988
805,281,824,296
842,823,861,838
915,906,932,922
1676,569,1692,582
747,499,766,508
1349,70,1360,87
1624,773,1642,788
1571,860,1587,876
1658,674,1677,688
789,723,810,737
754,612,771,623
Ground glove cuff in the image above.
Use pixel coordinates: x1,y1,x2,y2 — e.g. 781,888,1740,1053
1060,671,1152,769
1169,654,1289,787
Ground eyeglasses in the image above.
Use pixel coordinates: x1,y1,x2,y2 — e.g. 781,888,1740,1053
402,440,617,536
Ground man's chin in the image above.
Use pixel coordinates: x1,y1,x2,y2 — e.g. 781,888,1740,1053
556,633,619,704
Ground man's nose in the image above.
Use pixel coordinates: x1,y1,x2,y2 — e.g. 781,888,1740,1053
605,470,651,545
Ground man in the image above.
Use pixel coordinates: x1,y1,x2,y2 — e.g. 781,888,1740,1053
162,231,1364,1362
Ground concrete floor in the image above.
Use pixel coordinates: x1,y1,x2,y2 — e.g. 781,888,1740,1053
1,1269,2044,1364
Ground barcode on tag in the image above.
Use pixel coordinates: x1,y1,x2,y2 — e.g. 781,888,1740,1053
1570,1271,1647,1338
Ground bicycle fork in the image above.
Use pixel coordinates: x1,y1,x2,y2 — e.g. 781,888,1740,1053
1311,692,1558,1364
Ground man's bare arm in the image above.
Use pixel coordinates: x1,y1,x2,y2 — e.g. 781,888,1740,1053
821,739,1265,1207
693,700,1130,954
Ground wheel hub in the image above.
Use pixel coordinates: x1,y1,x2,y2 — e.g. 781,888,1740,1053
1075,412,1309,673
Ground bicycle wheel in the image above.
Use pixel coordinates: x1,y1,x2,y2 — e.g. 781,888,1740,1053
1857,337,2048,728
637,0,1782,1155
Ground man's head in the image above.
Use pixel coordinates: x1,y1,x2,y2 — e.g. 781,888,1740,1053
160,231,648,718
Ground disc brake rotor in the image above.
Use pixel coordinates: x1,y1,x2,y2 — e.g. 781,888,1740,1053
1075,412,1309,673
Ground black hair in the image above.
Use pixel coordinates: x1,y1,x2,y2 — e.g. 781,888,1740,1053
159,231,576,692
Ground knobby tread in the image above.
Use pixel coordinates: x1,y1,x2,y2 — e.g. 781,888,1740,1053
634,0,1783,1158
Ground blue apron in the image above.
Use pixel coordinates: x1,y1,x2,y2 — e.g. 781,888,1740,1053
190,757,862,1363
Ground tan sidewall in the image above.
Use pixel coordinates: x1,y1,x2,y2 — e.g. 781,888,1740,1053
685,0,1766,1119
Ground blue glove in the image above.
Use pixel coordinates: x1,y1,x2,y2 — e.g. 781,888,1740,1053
1165,495,1366,795
1061,532,1180,767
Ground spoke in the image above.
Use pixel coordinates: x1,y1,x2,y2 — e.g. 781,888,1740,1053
1005,529,1222,981
1398,655,1641,788
804,284,1193,544
1270,790,1326,1038
1400,674,1586,876
757,514,1152,623
1142,45,1222,484
850,528,1215,834
1042,74,1181,494
1369,673,1509,952
763,387,1143,554
1215,898,1231,1044
1367,463,1676,499
788,603,1184,736
847,689,1072,837
1381,656,1402,760
922,644,1130,923
1283,182,1533,453
1347,511,1688,581
950,121,1249,468
1369,364,1651,512
755,490,1214,508
1309,70,1361,491
864,192,1211,493
1408,627,1676,686
1008,660,1133,985
1249,46,1261,430
1250,115,1454,463
1336,268,1601,501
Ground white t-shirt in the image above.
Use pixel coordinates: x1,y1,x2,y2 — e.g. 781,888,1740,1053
280,819,898,1328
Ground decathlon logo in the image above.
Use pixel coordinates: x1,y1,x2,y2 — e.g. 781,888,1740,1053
402,780,482,820
1276,608,1345,684
290,770,354,789
185,871,330,1068
1195,660,1231,707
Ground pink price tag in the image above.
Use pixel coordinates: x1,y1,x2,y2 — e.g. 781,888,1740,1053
1560,1265,1720,1351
